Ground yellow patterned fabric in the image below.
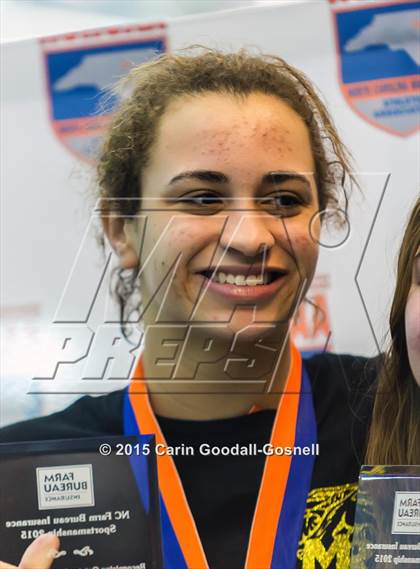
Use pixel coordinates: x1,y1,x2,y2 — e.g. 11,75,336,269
297,483,359,569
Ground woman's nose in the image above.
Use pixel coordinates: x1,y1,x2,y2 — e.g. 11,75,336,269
218,207,275,258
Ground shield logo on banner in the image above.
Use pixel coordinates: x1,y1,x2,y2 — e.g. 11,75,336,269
332,0,420,137
41,24,167,163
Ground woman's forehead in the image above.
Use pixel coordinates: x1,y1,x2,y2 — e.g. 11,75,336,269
147,92,314,176
161,91,307,138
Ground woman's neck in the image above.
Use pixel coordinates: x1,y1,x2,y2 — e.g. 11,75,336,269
141,325,292,420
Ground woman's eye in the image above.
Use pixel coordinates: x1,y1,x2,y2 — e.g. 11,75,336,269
177,192,224,213
259,193,302,214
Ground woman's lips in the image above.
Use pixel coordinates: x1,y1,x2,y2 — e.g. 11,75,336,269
194,272,289,301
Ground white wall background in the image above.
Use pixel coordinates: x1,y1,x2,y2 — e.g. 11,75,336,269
1,0,297,42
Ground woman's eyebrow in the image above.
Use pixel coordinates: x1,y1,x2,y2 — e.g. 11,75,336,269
263,171,312,187
167,170,311,187
168,170,229,185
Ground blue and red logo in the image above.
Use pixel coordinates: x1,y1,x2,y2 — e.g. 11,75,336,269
41,23,167,162
332,0,419,137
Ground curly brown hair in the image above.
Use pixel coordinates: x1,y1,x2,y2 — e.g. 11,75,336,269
96,46,357,329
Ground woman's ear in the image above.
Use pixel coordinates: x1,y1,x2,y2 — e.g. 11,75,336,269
101,214,139,269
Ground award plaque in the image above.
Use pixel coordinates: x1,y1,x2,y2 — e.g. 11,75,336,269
0,435,163,569
350,465,420,568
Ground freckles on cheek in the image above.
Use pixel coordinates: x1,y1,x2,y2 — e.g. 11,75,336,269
170,273,185,300
164,227,199,280
279,224,319,267
299,245,319,283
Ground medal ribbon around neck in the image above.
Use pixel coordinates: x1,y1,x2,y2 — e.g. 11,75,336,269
124,343,317,568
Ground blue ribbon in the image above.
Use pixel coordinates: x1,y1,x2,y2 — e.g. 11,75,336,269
270,363,317,568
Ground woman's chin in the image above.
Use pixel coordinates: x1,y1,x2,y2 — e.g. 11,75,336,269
192,308,288,344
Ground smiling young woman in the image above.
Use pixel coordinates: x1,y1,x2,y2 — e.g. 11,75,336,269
0,48,381,569
102,89,324,420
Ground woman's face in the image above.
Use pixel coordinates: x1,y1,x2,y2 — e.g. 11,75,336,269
405,248,420,386
127,92,320,341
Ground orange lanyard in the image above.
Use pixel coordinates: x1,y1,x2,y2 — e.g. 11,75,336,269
128,343,303,569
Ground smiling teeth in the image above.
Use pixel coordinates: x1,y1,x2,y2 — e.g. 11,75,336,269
212,272,269,286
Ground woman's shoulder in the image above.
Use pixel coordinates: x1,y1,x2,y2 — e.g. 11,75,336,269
303,351,382,435
0,388,126,444
303,351,382,396
303,352,383,484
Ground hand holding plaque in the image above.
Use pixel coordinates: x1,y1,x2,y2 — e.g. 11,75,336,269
0,532,60,569
0,436,163,569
